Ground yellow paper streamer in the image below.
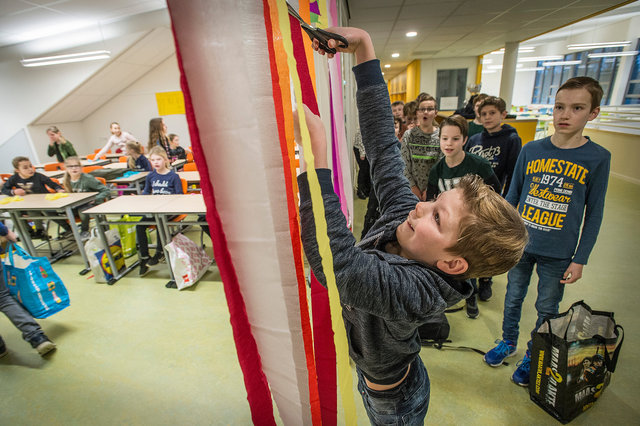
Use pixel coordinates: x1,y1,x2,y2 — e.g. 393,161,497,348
45,193,69,200
0,196,24,204
275,2,357,424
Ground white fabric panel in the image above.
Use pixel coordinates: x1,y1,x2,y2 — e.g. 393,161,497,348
167,1,311,424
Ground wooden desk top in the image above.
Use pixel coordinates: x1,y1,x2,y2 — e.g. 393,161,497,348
0,192,97,211
178,171,201,183
84,194,205,215
84,194,170,214
107,171,149,184
40,170,65,179
155,194,205,214
104,162,129,169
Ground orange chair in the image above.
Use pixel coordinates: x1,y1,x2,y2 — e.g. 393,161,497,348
82,166,103,173
46,178,62,193
95,177,107,186
1,173,13,182
183,162,197,172
186,152,194,163
86,153,96,160
119,156,128,163
44,163,63,171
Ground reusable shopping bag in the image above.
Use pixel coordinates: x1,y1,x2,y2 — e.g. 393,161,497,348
2,243,70,318
529,300,624,423
110,214,140,258
84,228,126,283
164,233,212,290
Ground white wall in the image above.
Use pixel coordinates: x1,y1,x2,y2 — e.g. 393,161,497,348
82,54,190,153
0,32,144,164
419,57,477,106
24,54,189,163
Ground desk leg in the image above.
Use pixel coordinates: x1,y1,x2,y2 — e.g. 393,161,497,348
157,214,177,289
64,206,90,274
9,211,37,255
135,181,142,194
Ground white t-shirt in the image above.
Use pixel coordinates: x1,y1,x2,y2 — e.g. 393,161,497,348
95,131,137,158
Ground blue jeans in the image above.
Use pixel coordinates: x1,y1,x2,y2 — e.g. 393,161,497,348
0,263,43,344
502,252,571,351
357,356,430,425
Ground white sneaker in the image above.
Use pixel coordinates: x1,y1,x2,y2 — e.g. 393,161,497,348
36,340,57,356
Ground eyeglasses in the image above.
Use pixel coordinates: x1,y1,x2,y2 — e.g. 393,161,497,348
418,107,436,113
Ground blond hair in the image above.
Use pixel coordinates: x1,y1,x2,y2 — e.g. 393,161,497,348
449,174,528,279
148,145,170,169
126,141,144,169
63,156,82,192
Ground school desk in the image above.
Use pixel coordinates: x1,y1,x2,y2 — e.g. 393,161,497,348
84,194,208,286
177,171,201,192
39,170,66,179
107,171,150,194
103,162,128,169
0,192,98,272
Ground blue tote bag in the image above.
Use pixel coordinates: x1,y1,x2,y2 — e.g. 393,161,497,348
2,243,70,318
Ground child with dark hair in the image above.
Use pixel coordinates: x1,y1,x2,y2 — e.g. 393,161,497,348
2,156,72,239
484,77,611,388
465,95,522,301
401,95,442,201
426,114,501,318
467,93,489,137
168,133,187,161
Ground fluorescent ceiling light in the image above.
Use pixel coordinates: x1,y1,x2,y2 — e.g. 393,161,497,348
490,46,535,55
481,70,497,74
567,41,631,50
587,51,638,58
384,64,391,68
542,60,582,67
21,50,111,67
517,67,544,72
406,31,417,37
391,53,399,58
518,55,563,63
487,64,524,70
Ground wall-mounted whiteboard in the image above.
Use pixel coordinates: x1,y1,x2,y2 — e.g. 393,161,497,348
0,128,39,173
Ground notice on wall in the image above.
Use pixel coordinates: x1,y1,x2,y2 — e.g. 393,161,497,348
156,91,185,115
440,96,459,111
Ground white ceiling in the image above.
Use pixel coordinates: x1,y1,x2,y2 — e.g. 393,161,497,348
0,0,637,123
347,0,637,78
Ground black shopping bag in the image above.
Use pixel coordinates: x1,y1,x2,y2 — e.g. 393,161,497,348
529,301,623,423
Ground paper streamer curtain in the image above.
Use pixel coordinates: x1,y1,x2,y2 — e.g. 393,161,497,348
167,0,355,424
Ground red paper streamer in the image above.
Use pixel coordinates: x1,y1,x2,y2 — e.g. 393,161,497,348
167,3,275,425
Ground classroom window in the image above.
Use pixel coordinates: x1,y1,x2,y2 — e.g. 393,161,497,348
623,40,640,105
532,48,622,105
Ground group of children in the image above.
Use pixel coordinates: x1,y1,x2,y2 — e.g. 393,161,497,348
1,120,196,356
305,26,610,424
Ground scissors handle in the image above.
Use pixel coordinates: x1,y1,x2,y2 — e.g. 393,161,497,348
302,27,349,54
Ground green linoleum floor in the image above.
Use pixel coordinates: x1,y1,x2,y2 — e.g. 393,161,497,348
1,176,639,425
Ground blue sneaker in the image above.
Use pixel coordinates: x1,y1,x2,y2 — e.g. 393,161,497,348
484,339,517,367
512,350,531,387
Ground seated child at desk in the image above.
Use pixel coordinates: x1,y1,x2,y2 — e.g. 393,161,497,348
168,134,187,162
62,156,111,240
1,156,72,239
125,141,152,171
137,146,183,276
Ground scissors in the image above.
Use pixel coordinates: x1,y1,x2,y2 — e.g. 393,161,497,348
286,1,348,54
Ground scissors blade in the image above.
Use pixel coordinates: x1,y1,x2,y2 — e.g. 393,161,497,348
286,1,305,25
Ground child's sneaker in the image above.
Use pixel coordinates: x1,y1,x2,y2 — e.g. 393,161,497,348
0,336,7,358
29,334,56,356
466,294,479,319
484,339,517,366
147,252,164,266
512,350,531,386
139,258,150,276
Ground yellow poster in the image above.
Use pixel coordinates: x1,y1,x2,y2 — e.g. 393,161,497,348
155,91,185,115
